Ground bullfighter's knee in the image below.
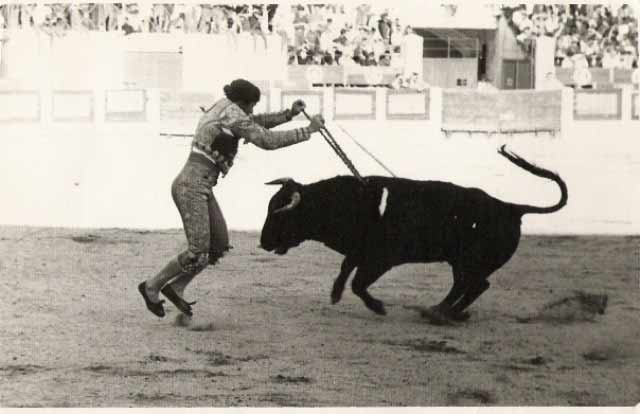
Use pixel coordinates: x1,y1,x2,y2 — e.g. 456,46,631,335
178,250,209,274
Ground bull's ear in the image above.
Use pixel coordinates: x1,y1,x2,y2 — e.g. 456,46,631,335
265,177,294,186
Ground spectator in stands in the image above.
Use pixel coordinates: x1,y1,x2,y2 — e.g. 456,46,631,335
122,16,135,36
390,18,403,53
390,72,404,89
378,12,392,45
379,51,392,67
505,4,637,69
406,72,428,91
0,6,6,30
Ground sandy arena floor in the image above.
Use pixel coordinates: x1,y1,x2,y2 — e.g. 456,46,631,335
0,226,638,407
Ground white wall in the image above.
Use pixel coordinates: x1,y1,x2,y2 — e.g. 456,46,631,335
0,88,639,235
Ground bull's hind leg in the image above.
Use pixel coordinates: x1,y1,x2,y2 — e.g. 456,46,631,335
351,264,390,315
331,256,357,304
450,278,490,317
419,266,464,324
434,266,466,311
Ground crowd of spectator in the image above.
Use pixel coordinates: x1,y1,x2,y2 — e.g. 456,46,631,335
503,4,638,69
0,3,274,36
0,3,413,68
272,4,413,68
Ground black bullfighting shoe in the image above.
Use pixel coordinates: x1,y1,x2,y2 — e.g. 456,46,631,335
160,285,196,317
138,281,166,317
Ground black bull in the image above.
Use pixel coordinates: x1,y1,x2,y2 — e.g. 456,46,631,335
260,146,568,324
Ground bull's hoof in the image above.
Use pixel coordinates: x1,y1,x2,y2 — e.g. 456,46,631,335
450,311,471,322
367,299,387,316
420,306,454,326
330,287,343,305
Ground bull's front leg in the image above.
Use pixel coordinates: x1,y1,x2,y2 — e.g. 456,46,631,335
351,263,390,315
331,256,357,304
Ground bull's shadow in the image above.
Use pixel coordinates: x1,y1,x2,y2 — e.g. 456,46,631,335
259,146,567,325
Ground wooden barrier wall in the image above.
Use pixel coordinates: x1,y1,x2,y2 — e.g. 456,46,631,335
1,87,637,128
441,89,562,134
0,85,638,234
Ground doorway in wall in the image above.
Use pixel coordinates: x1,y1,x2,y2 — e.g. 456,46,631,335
502,59,533,89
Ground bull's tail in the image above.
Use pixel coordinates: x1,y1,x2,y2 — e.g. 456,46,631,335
498,145,568,215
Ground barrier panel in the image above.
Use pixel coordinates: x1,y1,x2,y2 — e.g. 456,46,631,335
52,91,94,122
280,89,323,121
442,90,499,132
0,90,40,123
442,89,561,134
573,88,622,120
333,89,376,120
497,90,561,132
105,89,147,122
386,89,430,120
633,92,639,120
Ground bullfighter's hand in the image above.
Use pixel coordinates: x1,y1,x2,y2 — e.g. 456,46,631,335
308,114,325,133
290,99,306,116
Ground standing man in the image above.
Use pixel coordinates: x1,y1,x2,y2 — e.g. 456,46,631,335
139,79,325,318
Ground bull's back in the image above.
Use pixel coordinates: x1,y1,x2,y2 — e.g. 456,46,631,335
362,176,520,264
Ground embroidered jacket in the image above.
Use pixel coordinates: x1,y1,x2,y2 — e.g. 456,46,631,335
192,98,312,175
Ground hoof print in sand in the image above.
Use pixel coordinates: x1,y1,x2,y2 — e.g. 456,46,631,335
174,314,215,331
271,374,313,384
516,291,608,324
386,338,466,354
448,388,496,405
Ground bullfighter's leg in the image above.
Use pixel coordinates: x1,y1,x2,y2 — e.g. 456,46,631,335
331,256,357,304
168,190,230,298
351,264,390,315
154,179,212,316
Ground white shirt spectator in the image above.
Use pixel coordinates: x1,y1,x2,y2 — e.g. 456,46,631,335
32,4,49,27
571,53,589,69
319,30,334,53
631,68,640,86
561,56,574,68
602,49,619,69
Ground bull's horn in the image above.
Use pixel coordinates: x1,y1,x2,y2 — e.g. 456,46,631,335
274,191,301,214
265,177,294,186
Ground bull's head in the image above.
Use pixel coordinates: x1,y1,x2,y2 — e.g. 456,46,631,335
260,177,305,255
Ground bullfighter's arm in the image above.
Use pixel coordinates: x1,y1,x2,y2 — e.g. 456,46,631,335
251,110,294,129
228,107,311,150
